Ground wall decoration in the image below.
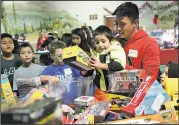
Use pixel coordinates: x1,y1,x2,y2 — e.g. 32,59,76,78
1,1,82,44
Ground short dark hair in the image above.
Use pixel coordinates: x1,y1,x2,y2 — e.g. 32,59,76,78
18,42,34,56
61,33,72,47
113,2,139,22
93,25,113,41
1,33,13,40
49,41,66,55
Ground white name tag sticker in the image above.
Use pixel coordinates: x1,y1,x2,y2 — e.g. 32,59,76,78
64,68,72,75
128,49,138,58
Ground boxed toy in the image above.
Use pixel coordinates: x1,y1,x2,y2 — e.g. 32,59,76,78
1,98,62,124
106,93,131,110
62,45,94,71
74,96,95,106
103,101,177,124
135,80,171,116
75,101,111,124
164,77,178,107
108,69,141,94
1,74,16,106
119,75,156,117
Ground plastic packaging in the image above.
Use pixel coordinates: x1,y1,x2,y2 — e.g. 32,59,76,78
47,76,93,105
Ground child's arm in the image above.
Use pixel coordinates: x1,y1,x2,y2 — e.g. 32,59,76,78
40,75,60,84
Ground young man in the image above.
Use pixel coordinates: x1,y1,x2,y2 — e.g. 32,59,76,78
113,2,160,80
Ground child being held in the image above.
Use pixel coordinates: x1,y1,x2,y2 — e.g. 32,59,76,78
41,41,81,104
81,25,126,101
13,42,59,97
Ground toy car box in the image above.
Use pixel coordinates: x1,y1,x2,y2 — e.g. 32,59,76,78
62,46,94,71
108,69,141,94
103,101,177,124
135,80,171,116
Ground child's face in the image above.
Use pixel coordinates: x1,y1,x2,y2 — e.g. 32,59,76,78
1,37,14,54
72,34,81,46
94,34,111,53
160,66,169,85
52,48,63,64
20,47,34,63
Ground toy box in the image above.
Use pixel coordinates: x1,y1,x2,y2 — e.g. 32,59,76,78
75,101,110,124
108,69,141,94
1,74,16,106
119,75,156,117
62,46,94,71
164,78,178,107
135,80,171,116
74,96,95,107
1,98,62,124
104,101,177,124
106,93,131,110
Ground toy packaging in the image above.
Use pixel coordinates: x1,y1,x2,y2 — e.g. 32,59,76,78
135,80,171,116
103,101,177,124
106,93,131,110
75,101,111,124
1,98,62,124
1,74,16,106
108,69,141,94
74,96,95,107
62,45,94,71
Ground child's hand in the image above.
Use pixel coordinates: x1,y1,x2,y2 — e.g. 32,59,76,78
89,57,102,69
48,76,60,84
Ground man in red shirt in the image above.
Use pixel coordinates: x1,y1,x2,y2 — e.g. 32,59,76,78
113,2,160,80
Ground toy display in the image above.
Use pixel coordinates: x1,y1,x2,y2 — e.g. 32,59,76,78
1,69,178,124
62,46,94,71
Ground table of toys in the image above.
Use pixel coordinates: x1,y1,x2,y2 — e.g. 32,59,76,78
1,46,178,124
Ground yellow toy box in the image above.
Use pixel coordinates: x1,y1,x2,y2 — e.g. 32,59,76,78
62,46,94,71
1,74,16,106
164,78,178,107
106,93,131,110
103,101,177,124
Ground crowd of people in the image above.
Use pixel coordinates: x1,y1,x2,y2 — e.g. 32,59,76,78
1,2,178,102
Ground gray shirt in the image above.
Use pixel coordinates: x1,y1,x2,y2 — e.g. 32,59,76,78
13,63,45,90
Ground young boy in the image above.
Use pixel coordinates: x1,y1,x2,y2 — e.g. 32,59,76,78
1,33,22,93
81,25,126,101
13,42,59,96
41,41,81,104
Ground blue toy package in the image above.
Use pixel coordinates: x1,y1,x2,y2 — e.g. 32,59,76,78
135,80,171,116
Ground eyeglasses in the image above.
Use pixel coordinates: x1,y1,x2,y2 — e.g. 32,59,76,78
72,37,81,40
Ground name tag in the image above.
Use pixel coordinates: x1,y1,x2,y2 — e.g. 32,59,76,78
128,49,138,58
64,68,72,75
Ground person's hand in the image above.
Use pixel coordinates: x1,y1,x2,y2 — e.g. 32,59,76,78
89,57,102,69
48,76,60,84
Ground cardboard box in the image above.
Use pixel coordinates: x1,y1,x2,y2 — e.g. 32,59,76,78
106,93,130,110
103,101,177,124
1,74,16,106
108,70,141,94
135,81,171,116
74,96,95,106
62,46,93,71
1,98,62,124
